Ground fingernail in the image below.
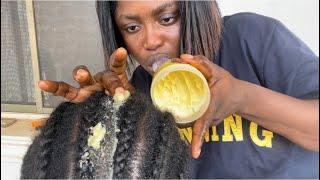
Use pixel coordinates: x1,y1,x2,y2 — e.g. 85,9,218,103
193,149,201,159
117,47,127,58
38,80,46,89
76,69,86,76
181,54,193,60
105,90,110,96
171,58,181,62
118,47,126,52
115,87,125,94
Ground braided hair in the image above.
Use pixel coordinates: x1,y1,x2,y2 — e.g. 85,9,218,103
20,102,80,179
21,92,191,179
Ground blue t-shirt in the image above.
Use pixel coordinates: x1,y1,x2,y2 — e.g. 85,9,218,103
130,12,319,178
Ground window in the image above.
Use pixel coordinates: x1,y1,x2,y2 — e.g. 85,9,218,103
1,0,104,113
1,1,35,105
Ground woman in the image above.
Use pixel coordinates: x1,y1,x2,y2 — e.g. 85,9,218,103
38,1,319,178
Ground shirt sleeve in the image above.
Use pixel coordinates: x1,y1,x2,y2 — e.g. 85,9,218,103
261,19,319,99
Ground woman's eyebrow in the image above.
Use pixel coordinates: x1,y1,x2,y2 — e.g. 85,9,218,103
151,1,177,16
117,2,177,21
120,14,140,21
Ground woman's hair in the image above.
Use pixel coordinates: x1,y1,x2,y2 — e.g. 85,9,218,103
20,102,81,178
179,1,222,62
96,1,222,71
21,92,191,179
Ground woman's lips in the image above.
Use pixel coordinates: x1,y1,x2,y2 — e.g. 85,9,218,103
151,57,170,72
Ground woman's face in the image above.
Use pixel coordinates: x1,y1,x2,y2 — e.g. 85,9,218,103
115,1,181,75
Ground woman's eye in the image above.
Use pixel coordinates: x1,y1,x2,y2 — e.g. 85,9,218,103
126,25,140,33
160,17,175,25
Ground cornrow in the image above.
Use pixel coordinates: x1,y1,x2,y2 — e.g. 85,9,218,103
159,112,191,178
153,112,175,178
45,104,81,179
113,93,148,179
76,92,118,179
20,102,79,179
21,92,191,179
36,119,56,179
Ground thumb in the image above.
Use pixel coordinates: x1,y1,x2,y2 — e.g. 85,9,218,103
191,119,207,159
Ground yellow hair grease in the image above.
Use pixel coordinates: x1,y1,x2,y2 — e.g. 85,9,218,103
150,61,210,126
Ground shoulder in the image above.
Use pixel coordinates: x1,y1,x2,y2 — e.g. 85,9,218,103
224,12,279,25
216,13,288,86
222,12,281,39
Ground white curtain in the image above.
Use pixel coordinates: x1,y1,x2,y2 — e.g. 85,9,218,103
1,1,35,104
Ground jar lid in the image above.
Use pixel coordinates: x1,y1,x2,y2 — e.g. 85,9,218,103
150,61,210,126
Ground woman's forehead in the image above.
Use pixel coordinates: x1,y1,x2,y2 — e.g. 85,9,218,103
115,1,178,19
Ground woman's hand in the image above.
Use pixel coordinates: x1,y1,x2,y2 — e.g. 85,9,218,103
176,54,319,156
38,47,135,103
174,54,246,159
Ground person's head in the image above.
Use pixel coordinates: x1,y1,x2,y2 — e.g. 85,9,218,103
96,1,222,75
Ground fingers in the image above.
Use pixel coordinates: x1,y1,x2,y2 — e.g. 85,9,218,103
70,89,92,103
38,80,79,102
72,65,95,88
191,118,207,159
177,54,233,159
118,73,136,94
102,72,123,96
108,47,135,93
109,47,128,75
94,71,122,96
190,88,218,159
38,80,59,93
178,54,232,83
179,54,213,80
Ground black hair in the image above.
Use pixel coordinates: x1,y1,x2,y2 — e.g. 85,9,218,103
20,102,80,178
21,92,191,179
179,1,222,62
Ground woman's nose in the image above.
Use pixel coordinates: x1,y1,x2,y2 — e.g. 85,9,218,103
143,25,163,51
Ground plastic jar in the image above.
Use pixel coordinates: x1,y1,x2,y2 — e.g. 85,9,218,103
150,61,210,126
